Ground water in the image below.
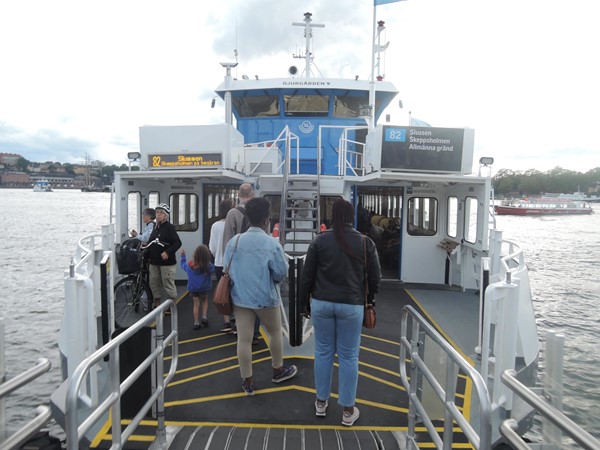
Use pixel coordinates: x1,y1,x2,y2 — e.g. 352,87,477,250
1,189,599,443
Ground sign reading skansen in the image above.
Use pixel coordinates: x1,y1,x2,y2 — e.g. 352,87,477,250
150,153,222,169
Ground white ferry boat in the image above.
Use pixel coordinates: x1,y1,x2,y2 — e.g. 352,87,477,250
5,10,598,450
32,179,53,192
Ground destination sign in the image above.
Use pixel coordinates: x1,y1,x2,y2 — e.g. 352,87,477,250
381,126,471,173
149,153,222,169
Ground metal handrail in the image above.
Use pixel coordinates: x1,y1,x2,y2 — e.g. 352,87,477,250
501,369,600,450
400,305,492,450
65,300,178,450
244,126,300,176
0,406,51,450
0,358,52,450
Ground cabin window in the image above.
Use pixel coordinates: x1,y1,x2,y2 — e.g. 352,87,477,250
284,94,329,117
148,192,159,209
169,193,199,232
464,196,478,244
127,192,142,235
407,197,438,236
447,196,458,238
232,95,279,117
333,93,369,117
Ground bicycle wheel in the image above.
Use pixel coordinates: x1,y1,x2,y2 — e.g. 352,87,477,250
114,275,153,328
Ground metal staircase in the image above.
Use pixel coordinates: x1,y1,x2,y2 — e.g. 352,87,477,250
277,126,322,257
280,176,321,257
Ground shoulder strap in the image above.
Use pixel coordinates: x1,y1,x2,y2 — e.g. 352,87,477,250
236,206,250,233
224,234,241,274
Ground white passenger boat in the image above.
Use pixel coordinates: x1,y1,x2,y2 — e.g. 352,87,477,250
32,179,52,192
4,10,593,450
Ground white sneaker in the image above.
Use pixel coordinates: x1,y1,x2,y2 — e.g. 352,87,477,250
342,406,360,426
315,399,328,417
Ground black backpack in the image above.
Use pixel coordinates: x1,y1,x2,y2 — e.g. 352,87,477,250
236,206,250,233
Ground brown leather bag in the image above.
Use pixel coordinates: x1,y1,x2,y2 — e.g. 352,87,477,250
362,237,376,329
213,271,233,315
212,235,240,316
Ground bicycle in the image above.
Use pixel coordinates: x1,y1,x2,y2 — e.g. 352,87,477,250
114,239,154,328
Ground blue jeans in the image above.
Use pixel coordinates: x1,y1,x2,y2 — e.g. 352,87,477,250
311,299,363,407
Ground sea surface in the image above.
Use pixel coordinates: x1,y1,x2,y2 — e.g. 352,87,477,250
1,189,599,444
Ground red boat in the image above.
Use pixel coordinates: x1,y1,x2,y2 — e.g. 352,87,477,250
494,199,594,215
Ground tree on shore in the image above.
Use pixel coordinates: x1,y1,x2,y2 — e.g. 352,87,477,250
494,166,600,197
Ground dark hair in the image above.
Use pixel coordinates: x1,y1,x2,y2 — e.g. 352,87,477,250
218,198,234,220
193,244,212,274
331,198,359,259
143,208,156,220
245,197,270,227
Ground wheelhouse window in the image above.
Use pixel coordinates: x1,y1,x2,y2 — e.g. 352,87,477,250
232,95,279,117
284,94,329,117
407,197,438,236
333,93,369,118
169,193,199,232
447,196,458,238
464,196,478,244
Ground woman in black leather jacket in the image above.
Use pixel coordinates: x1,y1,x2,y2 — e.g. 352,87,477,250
299,198,381,426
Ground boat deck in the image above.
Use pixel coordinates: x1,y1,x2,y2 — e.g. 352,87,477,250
92,280,479,449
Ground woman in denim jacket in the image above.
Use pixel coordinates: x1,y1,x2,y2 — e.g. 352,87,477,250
223,197,297,395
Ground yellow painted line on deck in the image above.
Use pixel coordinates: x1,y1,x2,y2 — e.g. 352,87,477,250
167,355,273,387
359,360,402,378
175,348,270,375
361,333,401,346
360,345,400,360
164,384,407,413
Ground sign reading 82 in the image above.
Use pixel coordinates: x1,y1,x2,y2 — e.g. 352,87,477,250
152,156,162,167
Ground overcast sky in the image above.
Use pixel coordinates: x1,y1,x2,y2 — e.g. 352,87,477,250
1,0,598,175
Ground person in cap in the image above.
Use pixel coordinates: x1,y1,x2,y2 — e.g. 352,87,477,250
146,203,182,309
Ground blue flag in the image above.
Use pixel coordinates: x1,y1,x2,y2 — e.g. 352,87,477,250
374,0,405,5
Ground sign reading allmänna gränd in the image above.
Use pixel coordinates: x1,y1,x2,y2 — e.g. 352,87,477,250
149,153,222,169
381,126,469,172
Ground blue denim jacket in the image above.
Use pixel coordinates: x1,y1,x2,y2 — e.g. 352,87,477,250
224,227,289,309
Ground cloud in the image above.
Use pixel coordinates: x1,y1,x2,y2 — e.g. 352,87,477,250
0,0,598,173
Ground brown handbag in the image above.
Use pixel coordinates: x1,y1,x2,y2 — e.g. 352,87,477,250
362,237,376,329
213,235,240,316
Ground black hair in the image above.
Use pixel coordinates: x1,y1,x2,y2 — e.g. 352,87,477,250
218,198,234,220
331,198,359,259
245,197,270,227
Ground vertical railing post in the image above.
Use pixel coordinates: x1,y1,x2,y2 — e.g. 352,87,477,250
155,307,167,448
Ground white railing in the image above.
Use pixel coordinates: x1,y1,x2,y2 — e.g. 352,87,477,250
65,300,178,450
244,126,300,176
501,367,600,450
0,354,52,450
400,305,492,450
315,125,368,176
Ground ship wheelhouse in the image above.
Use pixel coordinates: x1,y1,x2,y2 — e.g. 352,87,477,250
215,77,399,175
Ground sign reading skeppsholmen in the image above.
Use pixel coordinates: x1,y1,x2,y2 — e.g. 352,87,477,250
380,126,474,174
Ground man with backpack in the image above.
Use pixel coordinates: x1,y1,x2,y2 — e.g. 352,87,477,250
222,183,254,251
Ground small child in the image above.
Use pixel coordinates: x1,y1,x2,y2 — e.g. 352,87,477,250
180,245,215,330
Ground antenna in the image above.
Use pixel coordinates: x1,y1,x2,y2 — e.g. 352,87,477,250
292,12,324,78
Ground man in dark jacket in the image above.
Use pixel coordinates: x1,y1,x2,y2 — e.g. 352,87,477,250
147,203,182,308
